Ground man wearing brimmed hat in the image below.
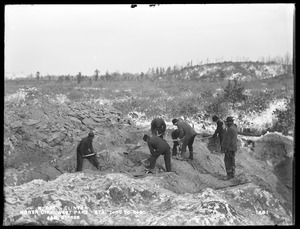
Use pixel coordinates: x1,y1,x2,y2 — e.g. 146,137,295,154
151,117,167,138
172,118,197,160
221,117,238,180
76,131,100,171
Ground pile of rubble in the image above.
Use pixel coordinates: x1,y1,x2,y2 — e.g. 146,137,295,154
4,86,138,186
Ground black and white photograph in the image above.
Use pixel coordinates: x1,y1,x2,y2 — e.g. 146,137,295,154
4,4,295,226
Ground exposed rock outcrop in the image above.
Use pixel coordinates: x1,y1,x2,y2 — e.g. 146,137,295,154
4,86,138,185
4,172,292,226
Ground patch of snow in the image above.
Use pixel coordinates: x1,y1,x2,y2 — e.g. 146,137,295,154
5,87,38,103
56,94,70,104
244,89,252,96
5,90,27,103
129,112,216,135
113,96,131,103
224,65,235,71
48,94,70,104
263,131,294,141
227,73,242,80
235,99,288,131
181,91,193,97
263,64,285,78
92,98,112,105
255,70,262,77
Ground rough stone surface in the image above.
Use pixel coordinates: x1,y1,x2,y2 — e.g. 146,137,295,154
251,132,294,166
4,172,292,226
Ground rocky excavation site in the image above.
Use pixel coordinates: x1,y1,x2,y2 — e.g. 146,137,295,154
3,86,294,226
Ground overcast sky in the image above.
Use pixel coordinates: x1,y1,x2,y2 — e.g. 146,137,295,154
5,4,294,77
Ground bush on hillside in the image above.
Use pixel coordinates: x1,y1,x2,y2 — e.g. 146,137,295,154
223,79,247,109
271,96,295,136
204,96,229,119
163,94,201,118
176,97,200,117
200,89,214,100
241,89,275,113
67,90,85,101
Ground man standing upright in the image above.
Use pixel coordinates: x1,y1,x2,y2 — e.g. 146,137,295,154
76,131,100,172
221,117,238,180
212,115,226,152
151,117,167,138
172,118,197,160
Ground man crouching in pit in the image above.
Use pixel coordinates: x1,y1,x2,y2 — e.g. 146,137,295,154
143,134,171,174
76,131,100,172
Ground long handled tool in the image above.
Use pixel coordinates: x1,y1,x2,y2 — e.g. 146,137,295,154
171,135,212,141
123,145,142,155
198,136,212,140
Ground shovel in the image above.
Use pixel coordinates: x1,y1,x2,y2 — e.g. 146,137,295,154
123,145,142,155
198,136,212,141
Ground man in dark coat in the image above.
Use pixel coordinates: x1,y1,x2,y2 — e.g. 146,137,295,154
172,118,197,160
171,129,180,156
151,118,167,138
76,131,100,172
221,117,238,180
212,115,226,151
143,134,171,173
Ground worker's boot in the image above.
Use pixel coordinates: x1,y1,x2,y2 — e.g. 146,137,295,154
226,172,233,180
231,171,235,179
145,168,155,174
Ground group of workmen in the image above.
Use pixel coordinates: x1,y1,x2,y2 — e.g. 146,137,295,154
76,115,238,180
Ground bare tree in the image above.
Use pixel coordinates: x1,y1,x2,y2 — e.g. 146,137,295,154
36,71,40,81
94,69,100,81
284,52,291,65
77,72,82,84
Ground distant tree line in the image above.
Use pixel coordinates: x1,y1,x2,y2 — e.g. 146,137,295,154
7,53,292,82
